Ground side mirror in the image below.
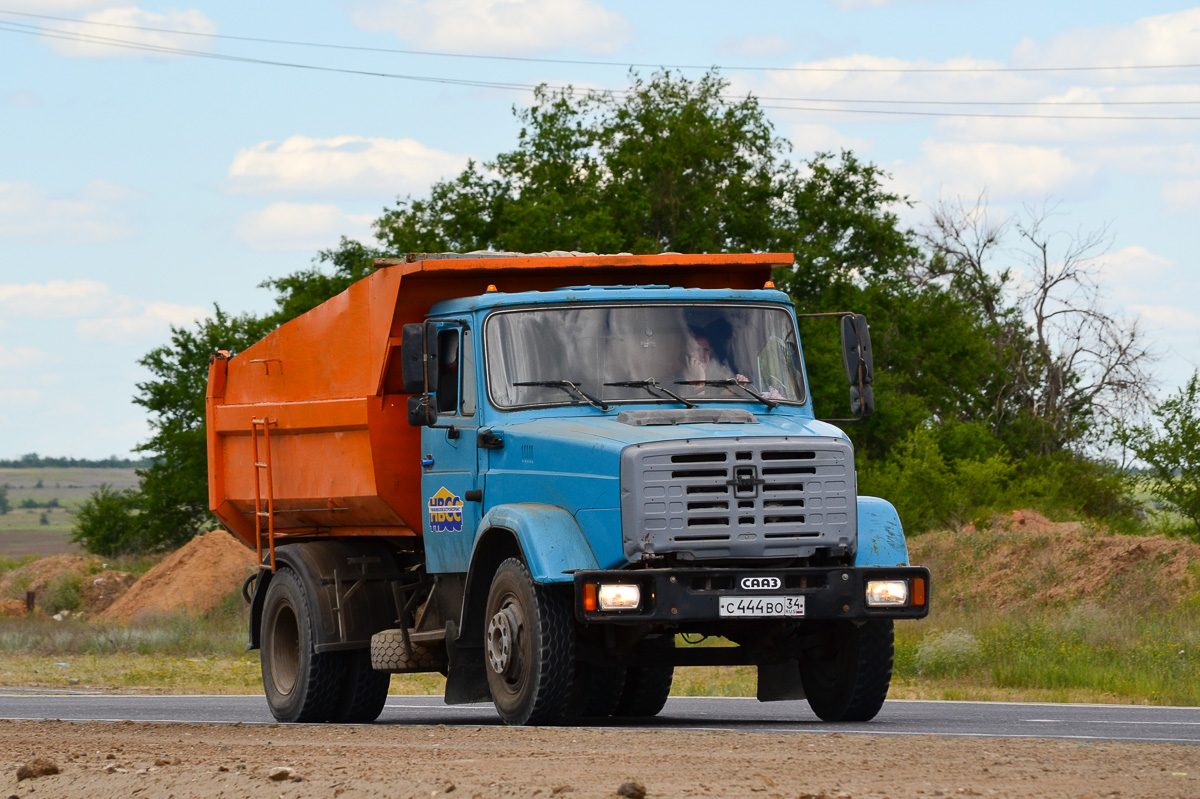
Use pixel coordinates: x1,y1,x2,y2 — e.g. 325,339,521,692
401,321,440,395
840,313,875,418
407,394,438,427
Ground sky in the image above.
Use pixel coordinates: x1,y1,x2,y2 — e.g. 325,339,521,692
1,0,1198,459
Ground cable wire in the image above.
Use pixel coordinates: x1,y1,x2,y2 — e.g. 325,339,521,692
4,17,1200,121
5,6,1200,75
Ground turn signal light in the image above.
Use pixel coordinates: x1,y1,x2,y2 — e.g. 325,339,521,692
912,577,926,607
583,583,597,612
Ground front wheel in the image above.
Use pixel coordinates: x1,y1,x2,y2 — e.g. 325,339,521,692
484,558,575,726
799,619,893,722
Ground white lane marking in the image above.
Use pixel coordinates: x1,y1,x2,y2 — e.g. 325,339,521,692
1027,718,1200,726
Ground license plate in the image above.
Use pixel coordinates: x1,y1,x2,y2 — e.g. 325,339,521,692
718,595,805,617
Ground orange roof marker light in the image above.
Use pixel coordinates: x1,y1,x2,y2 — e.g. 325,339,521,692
764,280,776,289
485,284,499,293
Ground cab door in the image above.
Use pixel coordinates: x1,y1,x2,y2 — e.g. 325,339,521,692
421,323,482,573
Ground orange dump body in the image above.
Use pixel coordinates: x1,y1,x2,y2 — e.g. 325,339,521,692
206,252,792,552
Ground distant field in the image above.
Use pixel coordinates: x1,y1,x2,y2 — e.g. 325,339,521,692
0,467,139,556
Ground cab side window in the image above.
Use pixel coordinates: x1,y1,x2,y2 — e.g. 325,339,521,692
437,329,460,414
436,326,476,417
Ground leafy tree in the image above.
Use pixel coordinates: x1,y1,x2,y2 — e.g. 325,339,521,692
0,485,9,515
1123,373,1200,540
129,307,275,551
70,483,142,556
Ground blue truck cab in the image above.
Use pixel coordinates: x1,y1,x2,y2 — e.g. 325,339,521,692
403,276,929,725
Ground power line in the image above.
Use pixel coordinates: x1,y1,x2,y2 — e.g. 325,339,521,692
4,6,1200,76
4,18,1200,121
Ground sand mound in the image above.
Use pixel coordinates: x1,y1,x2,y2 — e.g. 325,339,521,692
911,509,1200,611
82,570,139,614
0,554,102,599
101,529,257,622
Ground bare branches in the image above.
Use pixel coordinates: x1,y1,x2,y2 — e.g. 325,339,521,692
919,196,1157,454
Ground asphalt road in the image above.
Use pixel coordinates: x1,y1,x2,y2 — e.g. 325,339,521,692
2,693,1198,744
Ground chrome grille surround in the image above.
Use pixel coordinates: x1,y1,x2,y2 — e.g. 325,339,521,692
620,436,856,561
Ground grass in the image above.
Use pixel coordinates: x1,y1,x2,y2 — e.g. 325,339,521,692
0,467,140,557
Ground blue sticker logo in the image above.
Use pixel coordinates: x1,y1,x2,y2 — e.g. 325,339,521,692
428,486,463,533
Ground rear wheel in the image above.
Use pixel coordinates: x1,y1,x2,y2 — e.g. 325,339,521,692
332,649,391,723
614,635,675,718
484,558,575,726
566,663,626,718
260,568,346,723
800,619,893,722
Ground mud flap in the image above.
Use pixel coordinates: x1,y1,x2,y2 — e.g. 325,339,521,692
443,620,490,704
757,660,806,702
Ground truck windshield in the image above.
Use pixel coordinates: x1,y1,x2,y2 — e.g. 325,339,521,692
485,304,806,409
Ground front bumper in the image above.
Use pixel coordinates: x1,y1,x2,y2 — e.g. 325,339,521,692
573,566,930,623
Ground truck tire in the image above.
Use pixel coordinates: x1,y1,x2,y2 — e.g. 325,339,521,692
565,663,626,718
800,619,893,722
260,568,346,723
614,635,674,718
332,649,391,723
483,558,575,726
370,629,448,673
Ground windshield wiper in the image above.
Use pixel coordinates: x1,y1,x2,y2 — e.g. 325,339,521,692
604,378,697,408
674,379,780,409
513,380,612,412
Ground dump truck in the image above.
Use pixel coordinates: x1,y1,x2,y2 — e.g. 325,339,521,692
206,251,929,726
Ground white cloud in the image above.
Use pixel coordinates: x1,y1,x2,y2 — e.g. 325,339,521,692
1095,245,1174,284
1013,9,1200,79
77,301,207,345
716,34,793,60
0,279,206,345
43,6,217,59
0,389,40,409
3,92,39,108
0,278,133,318
1,1,112,10
907,141,1097,201
831,0,894,8
0,181,136,242
236,203,376,251
1162,180,1200,215
0,346,45,370
789,123,873,157
227,135,470,198
352,0,632,56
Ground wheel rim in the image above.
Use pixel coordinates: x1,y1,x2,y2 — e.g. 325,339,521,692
267,602,301,696
486,600,524,681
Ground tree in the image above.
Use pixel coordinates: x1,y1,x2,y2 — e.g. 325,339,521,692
1123,373,1200,540
70,483,142,556
0,485,9,515
918,196,1155,456
128,306,275,552
375,71,795,255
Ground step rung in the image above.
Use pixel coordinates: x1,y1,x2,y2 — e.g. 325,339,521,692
254,462,268,468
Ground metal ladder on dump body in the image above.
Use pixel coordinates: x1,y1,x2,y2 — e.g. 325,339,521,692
250,417,277,572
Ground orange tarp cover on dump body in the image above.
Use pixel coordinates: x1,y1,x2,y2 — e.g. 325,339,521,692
205,252,794,550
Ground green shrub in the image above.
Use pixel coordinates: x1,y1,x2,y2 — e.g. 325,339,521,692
41,572,83,614
70,484,143,556
915,628,981,677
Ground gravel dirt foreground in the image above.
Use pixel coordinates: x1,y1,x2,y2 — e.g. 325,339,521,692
3,719,1198,799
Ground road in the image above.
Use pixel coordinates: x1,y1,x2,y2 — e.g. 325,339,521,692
2,693,1198,744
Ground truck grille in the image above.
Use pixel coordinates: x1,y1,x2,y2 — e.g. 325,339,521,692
620,437,856,561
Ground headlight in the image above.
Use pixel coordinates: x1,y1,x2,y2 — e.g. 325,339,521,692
865,580,909,607
597,583,641,610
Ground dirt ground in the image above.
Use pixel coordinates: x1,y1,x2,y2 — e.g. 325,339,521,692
2,719,1197,799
